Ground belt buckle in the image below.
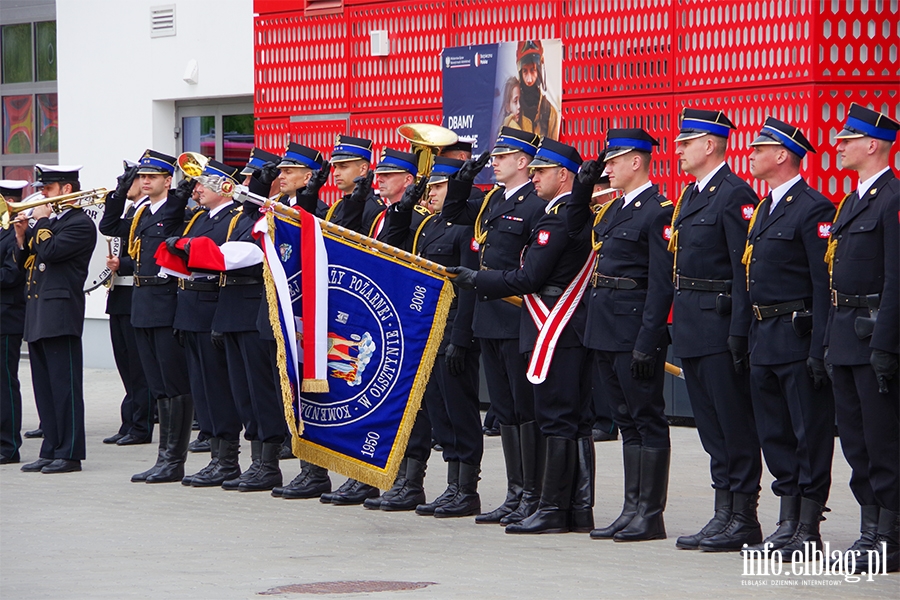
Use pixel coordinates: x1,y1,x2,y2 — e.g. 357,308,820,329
591,271,599,288
752,305,763,320
219,272,227,287
134,276,141,288
674,274,681,290
177,279,185,290
831,289,838,306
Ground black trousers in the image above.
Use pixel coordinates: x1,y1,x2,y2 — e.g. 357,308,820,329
184,331,241,441
480,337,535,426
591,361,617,434
29,335,85,461
134,326,190,400
405,408,433,463
424,347,483,465
833,364,900,512
528,345,593,440
594,348,670,449
225,332,284,444
750,360,834,505
109,314,152,439
1,334,23,460
682,352,762,494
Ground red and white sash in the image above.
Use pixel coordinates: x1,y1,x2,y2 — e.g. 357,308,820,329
523,252,595,384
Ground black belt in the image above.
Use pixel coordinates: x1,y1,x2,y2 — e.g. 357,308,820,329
134,275,172,287
752,299,807,320
831,290,880,309
538,285,564,297
591,274,647,290
219,274,262,287
674,275,729,293
178,279,219,292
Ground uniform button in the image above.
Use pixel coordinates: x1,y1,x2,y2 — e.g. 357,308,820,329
676,291,681,296
750,280,755,284
755,236,761,241
675,269,681,274
699,218,705,223
678,246,683,250
837,235,842,239
599,254,604,258
592,292,597,297
485,243,490,248
777,232,782,236
489,226,494,230
751,258,756,263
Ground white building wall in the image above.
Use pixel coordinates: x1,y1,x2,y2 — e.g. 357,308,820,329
56,0,254,366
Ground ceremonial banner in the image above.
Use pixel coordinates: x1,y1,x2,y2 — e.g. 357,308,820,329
262,212,453,489
442,38,562,184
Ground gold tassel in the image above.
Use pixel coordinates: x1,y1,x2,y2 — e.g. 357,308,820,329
226,211,241,240
590,198,619,251
301,379,329,393
741,203,764,290
473,186,502,245
127,204,148,259
181,209,205,236
667,186,689,254
324,197,343,223
824,193,852,286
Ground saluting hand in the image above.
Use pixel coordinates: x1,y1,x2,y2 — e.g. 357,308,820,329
453,151,491,184
349,171,374,204
115,165,139,200
397,177,428,212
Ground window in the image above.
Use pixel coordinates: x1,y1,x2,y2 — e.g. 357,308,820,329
0,12,58,193
178,101,254,170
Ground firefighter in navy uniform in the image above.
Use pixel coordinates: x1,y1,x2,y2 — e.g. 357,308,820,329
377,156,483,517
275,142,332,219
99,150,196,483
0,180,28,464
341,148,418,241
668,109,764,552
741,117,836,560
102,161,153,447
166,161,248,489
16,166,96,474
324,135,379,230
567,129,675,542
441,127,546,526
826,104,900,573
448,139,594,534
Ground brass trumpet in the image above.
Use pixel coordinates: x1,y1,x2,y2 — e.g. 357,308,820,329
177,151,209,179
397,123,459,181
0,188,108,229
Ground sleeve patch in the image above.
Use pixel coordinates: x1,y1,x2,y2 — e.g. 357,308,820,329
741,204,755,220
817,222,832,238
536,230,551,245
662,225,673,241
36,229,53,243
470,238,480,252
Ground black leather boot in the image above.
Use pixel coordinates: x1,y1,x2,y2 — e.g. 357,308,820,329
848,505,881,554
505,437,575,534
676,489,733,549
183,437,220,486
416,461,459,515
501,421,544,525
614,446,669,542
192,439,241,487
146,394,193,483
131,398,168,482
223,440,260,490
869,509,899,573
569,437,595,533
238,442,283,491
774,497,828,561
363,460,407,509
434,463,481,518
327,478,381,505
380,458,427,511
741,495,800,555
591,445,641,539
475,424,523,524
282,463,332,499
700,492,763,552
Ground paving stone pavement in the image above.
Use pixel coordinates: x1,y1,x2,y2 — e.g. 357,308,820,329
2,365,897,599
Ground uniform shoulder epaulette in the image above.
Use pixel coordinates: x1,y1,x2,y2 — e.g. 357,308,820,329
659,199,673,207
413,204,431,216
548,202,565,215
374,195,385,207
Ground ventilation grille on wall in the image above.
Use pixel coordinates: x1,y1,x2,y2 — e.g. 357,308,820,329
150,4,176,38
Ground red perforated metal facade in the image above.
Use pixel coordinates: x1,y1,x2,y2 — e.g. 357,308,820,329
254,0,899,205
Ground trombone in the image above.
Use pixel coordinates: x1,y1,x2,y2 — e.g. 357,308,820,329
0,188,108,229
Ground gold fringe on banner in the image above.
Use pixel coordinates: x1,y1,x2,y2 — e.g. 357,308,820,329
301,379,329,393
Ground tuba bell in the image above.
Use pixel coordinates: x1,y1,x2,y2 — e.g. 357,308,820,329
397,123,459,181
177,152,209,180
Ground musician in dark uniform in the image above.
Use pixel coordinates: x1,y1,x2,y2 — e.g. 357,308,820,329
567,129,674,542
102,161,153,447
166,161,248,489
16,165,96,473
449,139,593,534
324,135,377,228
826,104,899,573
741,117,835,560
668,109,763,552
0,180,28,464
99,150,196,483
276,142,332,219
441,127,546,526
376,157,482,517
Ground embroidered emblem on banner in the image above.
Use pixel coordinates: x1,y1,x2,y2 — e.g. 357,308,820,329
279,243,292,262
